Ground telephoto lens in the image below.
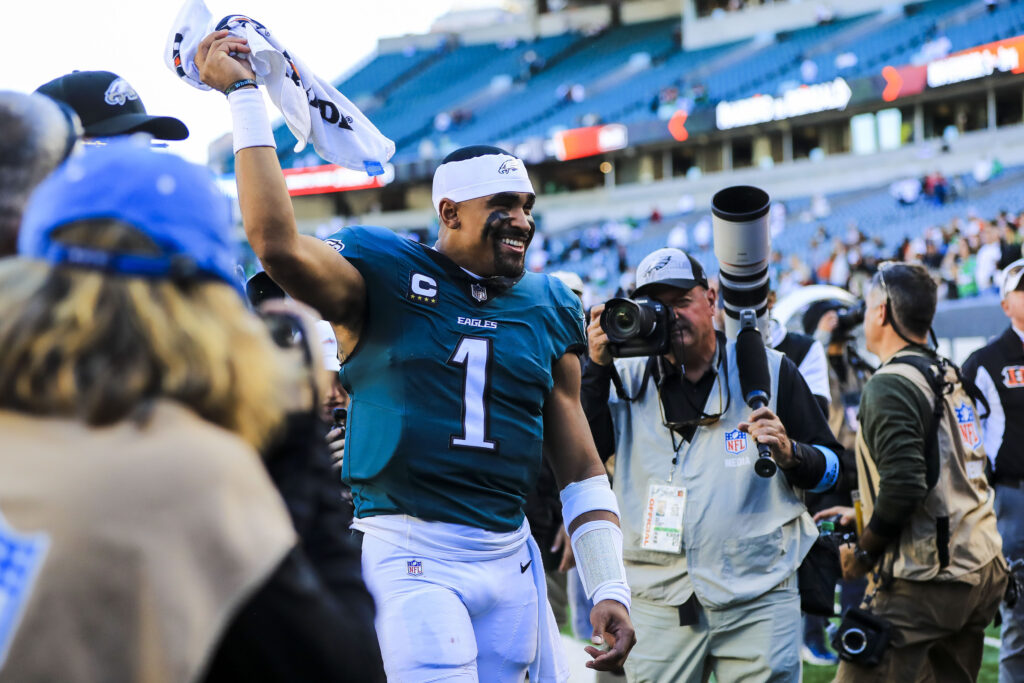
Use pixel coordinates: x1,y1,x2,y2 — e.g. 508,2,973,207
712,185,771,339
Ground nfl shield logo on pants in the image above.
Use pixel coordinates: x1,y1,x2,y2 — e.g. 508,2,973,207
407,559,423,576
725,429,747,454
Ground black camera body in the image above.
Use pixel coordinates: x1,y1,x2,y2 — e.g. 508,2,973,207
832,607,892,666
832,301,866,341
600,296,672,358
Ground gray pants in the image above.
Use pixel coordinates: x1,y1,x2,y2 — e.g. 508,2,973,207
996,483,1024,683
623,580,801,683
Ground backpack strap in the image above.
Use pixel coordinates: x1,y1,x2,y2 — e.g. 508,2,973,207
883,354,946,490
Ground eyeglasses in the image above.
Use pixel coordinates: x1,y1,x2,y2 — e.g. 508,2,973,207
659,376,724,431
656,346,731,433
876,261,893,298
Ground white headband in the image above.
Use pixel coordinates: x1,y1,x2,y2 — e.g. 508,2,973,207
431,154,535,215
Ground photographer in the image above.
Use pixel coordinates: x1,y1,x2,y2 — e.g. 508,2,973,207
827,263,1006,682
581,247,842,682
802,298,874,662
804,299,872,457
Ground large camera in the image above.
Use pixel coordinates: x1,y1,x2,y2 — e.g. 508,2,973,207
712,186,778,477
832,607,892,666
600,296,672,358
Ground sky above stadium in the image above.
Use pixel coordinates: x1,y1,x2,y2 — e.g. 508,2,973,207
6,1,485,163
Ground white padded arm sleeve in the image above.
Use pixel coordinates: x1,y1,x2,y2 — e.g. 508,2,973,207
560,475,630,611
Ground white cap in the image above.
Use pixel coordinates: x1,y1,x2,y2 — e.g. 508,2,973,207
1001,257,1024,299
633,248,709,297
316,320,341,372
549,270,584,297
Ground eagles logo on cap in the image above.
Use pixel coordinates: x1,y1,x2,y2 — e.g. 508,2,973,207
103,78,139,107
633,247,709,297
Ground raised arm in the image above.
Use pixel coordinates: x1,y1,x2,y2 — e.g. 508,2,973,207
194,31,365,351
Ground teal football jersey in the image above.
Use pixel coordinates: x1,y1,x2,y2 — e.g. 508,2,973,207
331,226,586,532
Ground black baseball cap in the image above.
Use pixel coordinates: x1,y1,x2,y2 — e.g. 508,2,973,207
36,71,188,141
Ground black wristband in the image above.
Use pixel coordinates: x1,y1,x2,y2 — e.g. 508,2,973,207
224,78,258,96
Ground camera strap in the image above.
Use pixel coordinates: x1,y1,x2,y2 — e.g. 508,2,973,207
609,359,654,403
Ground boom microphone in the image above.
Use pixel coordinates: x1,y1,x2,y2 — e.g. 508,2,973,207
736,311,777,478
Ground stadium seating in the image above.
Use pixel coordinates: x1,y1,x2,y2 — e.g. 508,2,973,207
254,0,1023,174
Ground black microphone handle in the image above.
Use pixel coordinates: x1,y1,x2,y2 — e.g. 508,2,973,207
748,396,778,478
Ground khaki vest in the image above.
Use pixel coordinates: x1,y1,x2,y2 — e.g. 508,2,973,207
608,341,817,609
0,402,296,683
855,352,1002,582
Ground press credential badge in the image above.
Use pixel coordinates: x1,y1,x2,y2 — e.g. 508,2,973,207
641,484,686,553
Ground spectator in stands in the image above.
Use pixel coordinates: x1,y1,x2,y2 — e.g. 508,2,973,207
0,91,78,256
0,140,383,682
998,222,1022,270
668,222,689,250
977,225,1003,295
694,217,712,251
950,238,980,299
891,177,922,206
963,257,1024,683
924,171,949,206
36,70,188,142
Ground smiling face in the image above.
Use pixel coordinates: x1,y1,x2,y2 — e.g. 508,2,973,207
439,191,536,277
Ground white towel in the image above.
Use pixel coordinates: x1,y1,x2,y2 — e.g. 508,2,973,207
165,0,394,175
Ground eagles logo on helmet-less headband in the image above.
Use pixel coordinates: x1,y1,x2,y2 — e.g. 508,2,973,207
431,146,535,216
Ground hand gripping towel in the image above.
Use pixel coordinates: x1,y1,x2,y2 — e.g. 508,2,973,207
166,0,394,175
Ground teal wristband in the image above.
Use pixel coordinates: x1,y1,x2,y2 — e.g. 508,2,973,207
224,79,257,96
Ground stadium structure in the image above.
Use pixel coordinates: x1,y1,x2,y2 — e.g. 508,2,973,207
214,0,1024,357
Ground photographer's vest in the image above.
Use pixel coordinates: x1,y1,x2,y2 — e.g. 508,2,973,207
855,351,1002,582
608,341,817,609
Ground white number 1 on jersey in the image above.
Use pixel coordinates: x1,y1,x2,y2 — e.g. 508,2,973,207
448,336,497,451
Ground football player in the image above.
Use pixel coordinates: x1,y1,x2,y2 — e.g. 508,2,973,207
194,30,635,681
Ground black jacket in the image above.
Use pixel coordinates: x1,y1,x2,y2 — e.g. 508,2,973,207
202,414,385,682
963,326,1024,482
